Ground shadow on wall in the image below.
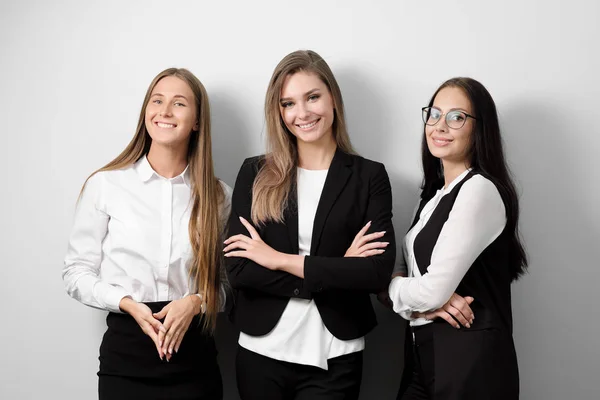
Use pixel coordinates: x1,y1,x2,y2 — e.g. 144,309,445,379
210,90,256,187
501,101,600,400
210,88,250,400
336,67,416,399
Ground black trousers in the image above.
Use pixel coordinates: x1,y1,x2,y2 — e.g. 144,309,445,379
236,345,363,400
98,301,222,400
398,324,435,400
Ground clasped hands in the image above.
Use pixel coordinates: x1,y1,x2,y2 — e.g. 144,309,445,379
119,293,203,362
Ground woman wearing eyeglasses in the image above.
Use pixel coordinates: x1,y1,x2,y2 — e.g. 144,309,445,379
389,77,527,400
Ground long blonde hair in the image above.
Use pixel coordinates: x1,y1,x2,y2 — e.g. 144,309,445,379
82,68,224,333
252,50,355,224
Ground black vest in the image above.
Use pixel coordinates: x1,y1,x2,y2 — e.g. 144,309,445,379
411,172,514,333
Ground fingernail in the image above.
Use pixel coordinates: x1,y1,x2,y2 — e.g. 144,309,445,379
466,323,471,328
169,348,173,355
383,242,389,246
175,347,179,353
159,341,162,347
367,221,372,225
239,216,245,221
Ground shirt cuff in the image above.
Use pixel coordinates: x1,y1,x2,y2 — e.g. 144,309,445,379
101,285,131,313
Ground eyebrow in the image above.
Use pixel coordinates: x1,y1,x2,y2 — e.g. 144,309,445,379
280,88,321,103
151,93,189,101
433,106,472,114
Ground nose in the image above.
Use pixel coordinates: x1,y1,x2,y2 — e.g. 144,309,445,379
159,102,173,117
434,114,449,132
297,102,311,120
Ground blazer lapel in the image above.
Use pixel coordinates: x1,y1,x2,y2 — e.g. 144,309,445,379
284,182,299,255
310,149,352,255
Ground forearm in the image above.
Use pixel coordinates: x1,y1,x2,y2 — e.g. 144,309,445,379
303,255,394,293
226,257,312,299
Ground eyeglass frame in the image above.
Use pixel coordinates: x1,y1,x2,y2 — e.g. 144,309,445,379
421,106,477,130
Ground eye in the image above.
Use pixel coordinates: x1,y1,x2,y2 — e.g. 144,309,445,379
281,101,294,108
448,111,465,121
429,109,441,120
308,94,320,102
174,102,186,107
152,99,162,105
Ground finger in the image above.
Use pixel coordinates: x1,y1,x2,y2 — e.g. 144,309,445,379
358,249,385,257
223,241,252,253
169,329,182,355
162,317,178,355
352,221,372,245
357,231,386,247
449,294,474,322
357,241,389,252
153,304,171,321
157,327,166,358
223,234,251,245
431,310,460,329
224,250,249,258
141,321,163,359
174,330,186,353
444,304,470,328
239,217,260,240
146,315,166,334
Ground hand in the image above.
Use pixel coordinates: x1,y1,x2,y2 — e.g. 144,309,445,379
377,290,393,309
153,296,201,361
345,221,388,257
223,217,285,270
412,293,475,329
119,297,166,359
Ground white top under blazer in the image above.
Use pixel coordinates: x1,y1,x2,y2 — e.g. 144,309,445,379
238,167,364,370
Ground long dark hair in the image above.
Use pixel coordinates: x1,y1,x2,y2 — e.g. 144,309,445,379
421,77,528,280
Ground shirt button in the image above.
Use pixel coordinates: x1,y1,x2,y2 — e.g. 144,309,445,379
293,288,300,296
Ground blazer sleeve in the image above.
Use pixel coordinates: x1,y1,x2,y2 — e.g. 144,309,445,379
303,163,396,293
225,158,312,299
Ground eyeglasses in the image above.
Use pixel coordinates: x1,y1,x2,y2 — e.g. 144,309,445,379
421,106,476,130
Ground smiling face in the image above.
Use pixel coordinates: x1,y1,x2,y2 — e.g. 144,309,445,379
145,75,198,149
425,86,475,166
279,71,335,147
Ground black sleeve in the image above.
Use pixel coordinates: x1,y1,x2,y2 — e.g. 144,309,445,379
303,163,396,293
225,158,312,299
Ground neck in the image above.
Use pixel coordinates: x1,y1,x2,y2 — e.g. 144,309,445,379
297,136,337,170
147,142,188,178
442,159,470,188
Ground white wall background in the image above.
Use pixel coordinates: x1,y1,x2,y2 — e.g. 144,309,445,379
1,0,599,399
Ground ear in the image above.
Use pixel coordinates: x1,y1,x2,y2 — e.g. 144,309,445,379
193,120,199,131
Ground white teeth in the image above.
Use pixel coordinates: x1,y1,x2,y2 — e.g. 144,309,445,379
157,122,175,128
298,120,318,129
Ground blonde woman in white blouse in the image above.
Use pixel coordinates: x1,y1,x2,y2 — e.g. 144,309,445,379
63,68,231,400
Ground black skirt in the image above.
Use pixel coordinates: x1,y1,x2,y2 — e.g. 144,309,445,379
98,301,222,400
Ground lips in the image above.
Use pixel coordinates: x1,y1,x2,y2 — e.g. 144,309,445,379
155,121,177,128
296,118,320,130
431,136,453,146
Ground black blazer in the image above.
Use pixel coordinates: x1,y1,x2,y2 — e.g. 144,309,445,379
225,149,396,341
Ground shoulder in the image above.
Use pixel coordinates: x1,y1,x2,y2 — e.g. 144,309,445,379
219,179,233,202
456,173,505,214
345,153,387,175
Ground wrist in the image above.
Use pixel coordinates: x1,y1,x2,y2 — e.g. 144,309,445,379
188,294,204,315
118,296,135,313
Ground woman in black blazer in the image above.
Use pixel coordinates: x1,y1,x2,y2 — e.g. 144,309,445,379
389,77,528,400
223,50,396,400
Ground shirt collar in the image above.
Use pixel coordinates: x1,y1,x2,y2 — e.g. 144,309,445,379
135,156,191,187
443,168,472,193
